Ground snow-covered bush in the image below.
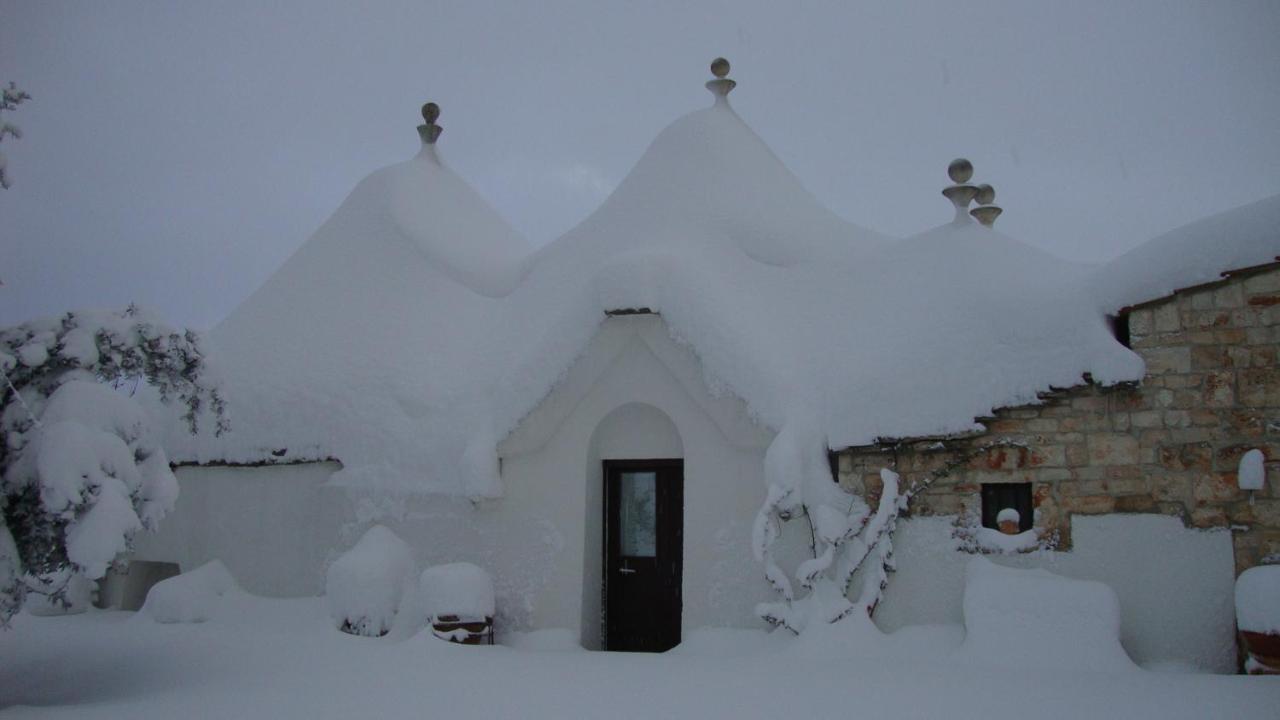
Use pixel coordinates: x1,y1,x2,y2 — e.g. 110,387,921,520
419,562,495,621
0,306,226,623
325,526,416,637
142,560,237,624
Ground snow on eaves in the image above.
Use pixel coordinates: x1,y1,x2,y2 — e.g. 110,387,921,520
1092,193,1280,313
170,94,1146,495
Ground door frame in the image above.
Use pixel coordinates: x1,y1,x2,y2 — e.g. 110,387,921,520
602,458,683,652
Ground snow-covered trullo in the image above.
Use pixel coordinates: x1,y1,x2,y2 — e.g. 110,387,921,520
135,60,1280,667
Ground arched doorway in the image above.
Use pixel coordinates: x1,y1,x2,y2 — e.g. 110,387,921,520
587,403,684,652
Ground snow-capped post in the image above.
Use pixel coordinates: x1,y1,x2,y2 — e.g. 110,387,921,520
941,158,978,223
418,102,442,146
0,81,31,190
0,307,227,624
706,57,735,101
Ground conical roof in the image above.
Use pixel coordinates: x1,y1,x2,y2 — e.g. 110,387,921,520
176,68,1147,497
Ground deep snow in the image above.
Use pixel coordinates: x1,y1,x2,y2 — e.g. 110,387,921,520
2,589,1277,719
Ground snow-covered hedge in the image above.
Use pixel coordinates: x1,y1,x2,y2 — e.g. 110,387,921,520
960,557,1134,672
419,562,494,620
142,560,237,624
325,526,416,637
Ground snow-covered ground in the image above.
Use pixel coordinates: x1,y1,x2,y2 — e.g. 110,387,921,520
3,591,1277,719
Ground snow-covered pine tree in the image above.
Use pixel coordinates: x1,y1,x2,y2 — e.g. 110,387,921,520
751,423,907,634
0,81,31,190
0,306,226,623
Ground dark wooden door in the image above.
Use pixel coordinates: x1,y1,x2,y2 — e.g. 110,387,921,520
603,459,683,652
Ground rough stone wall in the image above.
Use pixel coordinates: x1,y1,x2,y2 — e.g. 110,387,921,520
835,263,1280,575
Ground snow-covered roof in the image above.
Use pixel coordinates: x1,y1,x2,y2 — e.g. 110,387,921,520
1093,193,1280,312
171,65,1213,496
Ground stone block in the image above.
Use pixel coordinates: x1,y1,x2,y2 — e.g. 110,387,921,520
1214,283,1244,309
1163,410,1192,428
1065,443,1089,467
1244,270,1280,294
1062,494,1116,514
1190,345,1228,370
1240,369,1280,408
1087,434,1139,465
1144,347,1192,375
1158,443,1212,472
1154,303,1182,333
1114,494,1157,513
1193,473,1240,504
1190,506,1229,528
1201,371,1235,407
1127,308,1153,335
1151,474,1192,502
1130,410,1163,429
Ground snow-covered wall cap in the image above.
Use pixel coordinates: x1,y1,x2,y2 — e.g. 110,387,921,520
1091,193,1280,313
417,102,443,146
705,57,736,101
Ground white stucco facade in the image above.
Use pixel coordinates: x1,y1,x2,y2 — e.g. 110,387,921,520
135,314,811,648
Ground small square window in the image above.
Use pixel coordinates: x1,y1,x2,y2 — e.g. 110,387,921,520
981,483,1033,533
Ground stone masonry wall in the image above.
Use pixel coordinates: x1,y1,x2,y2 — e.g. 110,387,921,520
835,263,1280,575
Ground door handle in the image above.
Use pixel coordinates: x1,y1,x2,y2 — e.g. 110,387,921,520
618,568,637,574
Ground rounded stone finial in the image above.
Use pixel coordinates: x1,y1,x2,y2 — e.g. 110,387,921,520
421,102,440,124
948,158,974,184
975,183,996,205
711,57,731,78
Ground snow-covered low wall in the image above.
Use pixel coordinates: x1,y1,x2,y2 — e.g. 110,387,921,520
873,514,1237,672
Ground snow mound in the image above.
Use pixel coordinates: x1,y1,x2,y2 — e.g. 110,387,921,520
172,87,1147,494
1235,565,1280,634
502,628,582,652
960,557,1135,672
325,526,416,637
1094,193,1280,312
142,560,237,624
419,562,495,620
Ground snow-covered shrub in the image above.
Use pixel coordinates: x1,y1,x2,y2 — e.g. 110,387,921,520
0,81,30,190
419,562,495,621
24,570,93,616
142,560,237,624
960,557,1134,672
0,306,225,623
753,421,907,634
325,526,416,637
1235,565,1280,634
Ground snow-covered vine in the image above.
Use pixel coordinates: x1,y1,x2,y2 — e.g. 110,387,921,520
752,423,907,634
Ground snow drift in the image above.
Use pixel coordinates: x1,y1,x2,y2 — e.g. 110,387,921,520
142,560,237,624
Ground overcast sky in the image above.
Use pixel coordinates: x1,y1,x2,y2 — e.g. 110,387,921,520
2,1,1278,330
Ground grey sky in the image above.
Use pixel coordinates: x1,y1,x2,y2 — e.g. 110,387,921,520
2,0,1278,330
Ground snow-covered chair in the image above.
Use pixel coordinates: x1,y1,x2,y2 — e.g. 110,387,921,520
325,526,416,637
419,562,495,645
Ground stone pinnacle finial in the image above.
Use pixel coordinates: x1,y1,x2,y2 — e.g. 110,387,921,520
706,57,736,100
417,101,443,145
970,183,1003,227
941,158,979,222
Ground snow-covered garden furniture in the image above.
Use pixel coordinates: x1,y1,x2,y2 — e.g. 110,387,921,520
419,562,495,645
1236,565,1280,674
325,526,415,637
141,560,237,624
